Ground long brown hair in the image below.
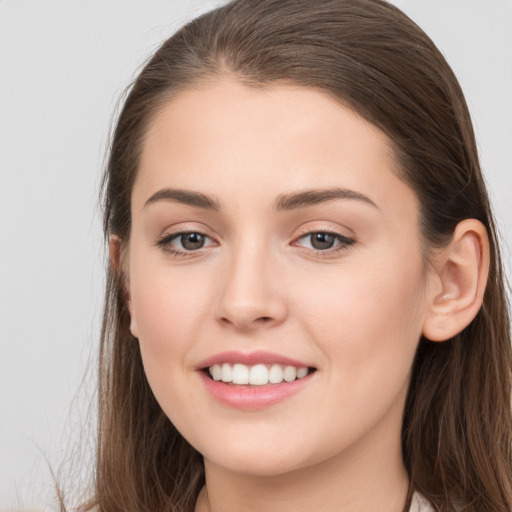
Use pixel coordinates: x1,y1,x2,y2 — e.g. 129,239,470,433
90,1,512,510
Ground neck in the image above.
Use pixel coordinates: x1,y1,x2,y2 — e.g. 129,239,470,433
195,411,409,512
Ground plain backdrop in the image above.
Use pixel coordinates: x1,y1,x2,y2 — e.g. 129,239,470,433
1,0,511,509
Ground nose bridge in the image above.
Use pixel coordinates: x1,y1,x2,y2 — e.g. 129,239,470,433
215,233,286,330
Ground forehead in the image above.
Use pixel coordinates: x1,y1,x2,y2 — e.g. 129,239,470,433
134,77,417,218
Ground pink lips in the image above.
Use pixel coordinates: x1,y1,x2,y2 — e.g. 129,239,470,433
196,350,313,370
196,350,316,410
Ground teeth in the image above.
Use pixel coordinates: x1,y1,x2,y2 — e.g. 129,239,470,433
269,364,283,384
208,363,310,386
249,364,268,385
210,364,222,381
232,363,249,385
221,363,233,383
283,365,297,382
297,367,308,379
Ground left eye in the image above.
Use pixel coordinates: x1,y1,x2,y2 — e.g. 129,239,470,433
295,232,354,251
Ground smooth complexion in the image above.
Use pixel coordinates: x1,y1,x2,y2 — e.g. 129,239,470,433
120,77,484,512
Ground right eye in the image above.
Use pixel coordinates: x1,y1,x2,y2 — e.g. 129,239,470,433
156,231,217,255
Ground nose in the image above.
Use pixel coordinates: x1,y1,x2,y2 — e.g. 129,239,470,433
214,242,288,331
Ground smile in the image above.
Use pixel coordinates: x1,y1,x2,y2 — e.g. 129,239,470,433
208,363,311,386
197,351,317,409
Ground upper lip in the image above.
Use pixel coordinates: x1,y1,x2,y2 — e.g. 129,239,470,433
196,350,314,370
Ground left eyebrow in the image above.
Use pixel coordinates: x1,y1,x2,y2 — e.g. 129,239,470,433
274,187,379,211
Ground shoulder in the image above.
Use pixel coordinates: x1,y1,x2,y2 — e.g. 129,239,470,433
409,492,435,512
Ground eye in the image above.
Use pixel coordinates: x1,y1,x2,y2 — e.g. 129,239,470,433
156,231,217,255
176,232,207,250
294,231,355,253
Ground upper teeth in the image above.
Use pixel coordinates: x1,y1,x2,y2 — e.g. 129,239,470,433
208,363,309,386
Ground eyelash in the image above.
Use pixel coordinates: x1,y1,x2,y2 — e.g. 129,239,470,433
155,230,355,258
155,231,215,258
293,230,355,256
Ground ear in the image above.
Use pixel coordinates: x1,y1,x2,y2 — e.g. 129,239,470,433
109,235,139,338
422,219,490,342
109,235,123,275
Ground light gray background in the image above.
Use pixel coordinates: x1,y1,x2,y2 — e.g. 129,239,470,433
1,1,511,510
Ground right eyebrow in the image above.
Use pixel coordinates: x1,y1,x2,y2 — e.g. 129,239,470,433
144,188,220,211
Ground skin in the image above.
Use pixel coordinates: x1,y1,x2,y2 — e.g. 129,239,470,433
124,77,448,511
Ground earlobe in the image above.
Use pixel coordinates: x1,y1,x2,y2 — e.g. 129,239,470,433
109,235,139,338
422,219,490,342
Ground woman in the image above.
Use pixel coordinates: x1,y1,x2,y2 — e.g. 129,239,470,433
87,0,512,510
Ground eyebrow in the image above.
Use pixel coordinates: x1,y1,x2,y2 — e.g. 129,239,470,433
144,188,220,211
274,187,379,211
143,186,378,211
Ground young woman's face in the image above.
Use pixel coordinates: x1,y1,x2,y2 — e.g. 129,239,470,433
127,78,433,477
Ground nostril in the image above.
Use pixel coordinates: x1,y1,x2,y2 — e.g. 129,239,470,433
253,316,275,325
220,316,275,331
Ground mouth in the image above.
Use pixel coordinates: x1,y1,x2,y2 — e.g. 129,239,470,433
203,363,317,386
197,353,317,409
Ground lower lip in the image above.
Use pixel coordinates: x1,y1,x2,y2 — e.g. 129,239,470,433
198,371,315,410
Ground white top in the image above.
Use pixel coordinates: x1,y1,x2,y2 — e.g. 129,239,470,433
410,492,434,511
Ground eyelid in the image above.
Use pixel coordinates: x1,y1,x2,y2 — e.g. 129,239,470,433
154,221,217,243
291,226,356,255
154,225,219,257
153,223,355,258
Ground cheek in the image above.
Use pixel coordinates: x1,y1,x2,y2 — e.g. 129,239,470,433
128,255,212,363
128,260,215,416
295,248,426,384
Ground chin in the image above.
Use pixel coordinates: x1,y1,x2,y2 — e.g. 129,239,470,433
205,449,309,477
196,429,335,478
